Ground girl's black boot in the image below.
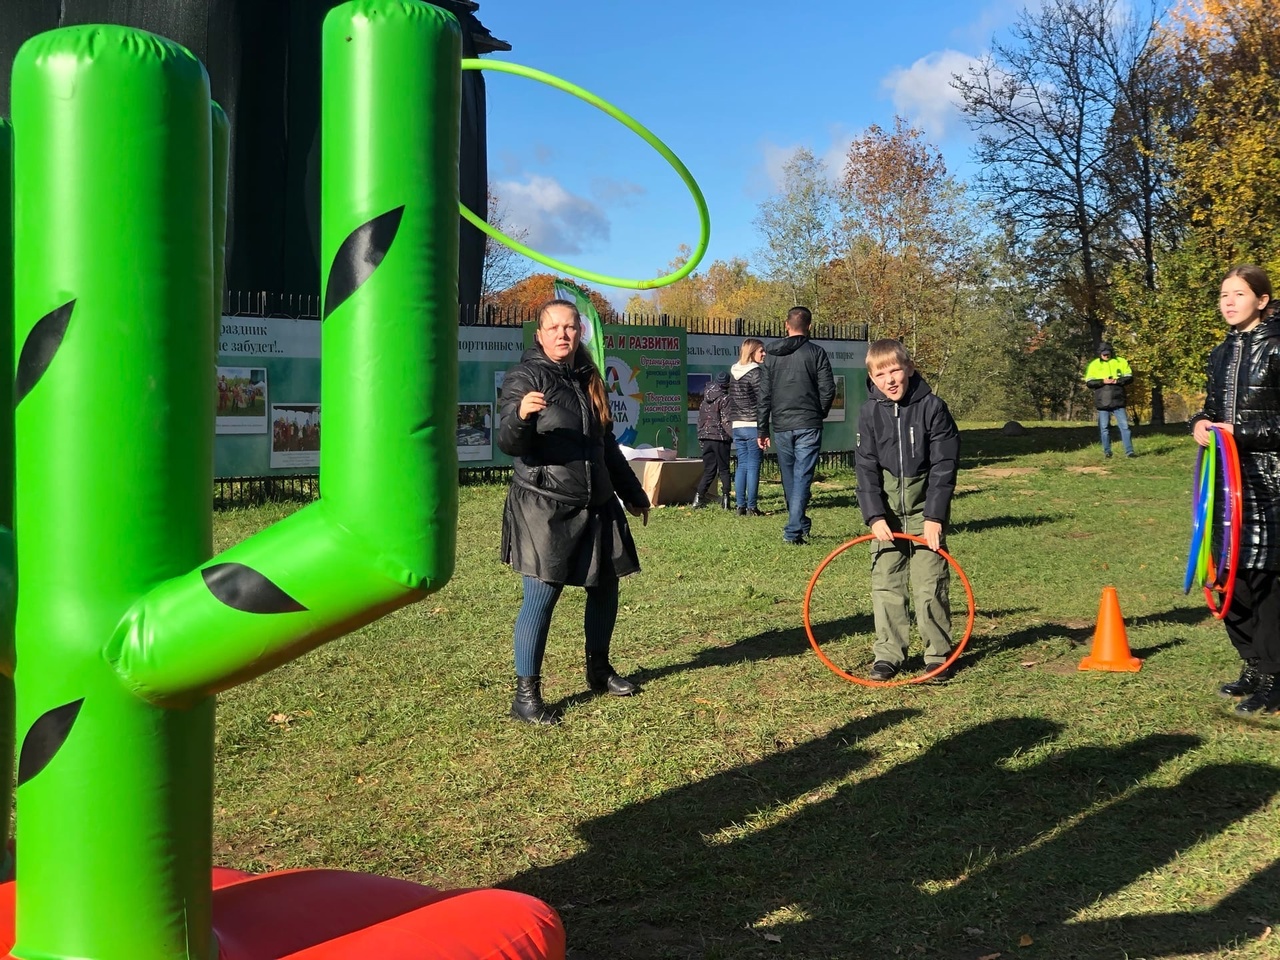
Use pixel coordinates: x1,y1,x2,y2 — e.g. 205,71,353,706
1234,671,1280,716
585,653,638,696
510,676,561,725
1220,658,1262,698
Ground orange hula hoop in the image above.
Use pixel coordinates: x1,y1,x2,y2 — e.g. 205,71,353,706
803,532,976,687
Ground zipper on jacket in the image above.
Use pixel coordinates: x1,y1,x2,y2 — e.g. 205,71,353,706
895,403,907,517
1228,334,1244,424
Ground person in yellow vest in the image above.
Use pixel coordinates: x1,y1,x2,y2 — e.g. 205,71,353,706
1084,342,1135,458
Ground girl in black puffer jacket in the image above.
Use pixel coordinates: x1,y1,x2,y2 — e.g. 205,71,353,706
1190,264,1280,717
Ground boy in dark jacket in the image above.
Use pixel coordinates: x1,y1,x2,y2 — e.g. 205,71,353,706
855,339,960,682
694,371,733,508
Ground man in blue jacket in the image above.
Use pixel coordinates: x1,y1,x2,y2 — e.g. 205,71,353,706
757,306,835,545
1084,342,1135,458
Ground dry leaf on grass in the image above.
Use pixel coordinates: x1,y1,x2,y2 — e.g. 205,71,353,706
762,933,782,943
977,953,1002,960
1019,934,1034,946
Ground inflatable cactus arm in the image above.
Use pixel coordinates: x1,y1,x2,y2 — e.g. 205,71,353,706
11,4,459,956
107,2,459,707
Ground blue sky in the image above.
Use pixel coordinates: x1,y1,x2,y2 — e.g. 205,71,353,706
476,1,1030,308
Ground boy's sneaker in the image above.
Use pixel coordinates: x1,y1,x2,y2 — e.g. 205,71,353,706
1234,671,1280,715
919,662,955,685
868,660,898,681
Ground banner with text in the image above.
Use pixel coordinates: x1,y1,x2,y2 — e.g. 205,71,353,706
216,316,322,476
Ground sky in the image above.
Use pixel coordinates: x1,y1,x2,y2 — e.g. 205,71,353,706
474,0,1032,309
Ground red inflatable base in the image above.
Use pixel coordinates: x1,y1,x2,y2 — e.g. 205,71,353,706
0,867,565,959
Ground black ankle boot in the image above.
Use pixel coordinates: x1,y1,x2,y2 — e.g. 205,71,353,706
721,493,731,509
1234,670,1280,715
585,654,638,696
692,493,706,509
510,676,561,725
1220,658,1262,698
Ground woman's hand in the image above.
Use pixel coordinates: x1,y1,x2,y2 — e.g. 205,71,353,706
1193,419,1230,446
627,503,649,527
518,391,547,420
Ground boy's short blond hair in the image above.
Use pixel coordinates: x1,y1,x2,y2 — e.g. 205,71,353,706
865,338,913,373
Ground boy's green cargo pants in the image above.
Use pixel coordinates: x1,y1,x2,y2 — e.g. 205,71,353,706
869,518,952,666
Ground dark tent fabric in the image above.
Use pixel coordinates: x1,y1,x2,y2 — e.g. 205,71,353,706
0,0,507,304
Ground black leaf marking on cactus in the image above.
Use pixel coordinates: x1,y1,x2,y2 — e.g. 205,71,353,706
323,205,405,320
18,698,84,786
16,299,75,404
202,562,307,614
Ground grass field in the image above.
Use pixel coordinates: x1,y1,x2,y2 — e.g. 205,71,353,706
211,422,1279,960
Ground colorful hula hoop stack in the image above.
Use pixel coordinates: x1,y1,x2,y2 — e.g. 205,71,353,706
1184,425,1242,620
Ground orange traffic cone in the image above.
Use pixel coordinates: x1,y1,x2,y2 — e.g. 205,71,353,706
1079,586,1142,672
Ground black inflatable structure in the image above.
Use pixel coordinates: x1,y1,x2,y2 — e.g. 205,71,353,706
0,0,506,304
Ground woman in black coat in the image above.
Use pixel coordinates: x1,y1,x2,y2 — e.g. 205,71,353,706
497,299,650,725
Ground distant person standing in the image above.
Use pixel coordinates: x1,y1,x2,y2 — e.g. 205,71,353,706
729,337,766,515
1084,342,1135,458
758,307,835,545
693,371,733,509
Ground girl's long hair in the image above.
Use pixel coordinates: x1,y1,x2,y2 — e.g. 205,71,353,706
739,337,764,365
538,299,612,428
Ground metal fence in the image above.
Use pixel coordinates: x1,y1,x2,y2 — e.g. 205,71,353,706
214,294,866,508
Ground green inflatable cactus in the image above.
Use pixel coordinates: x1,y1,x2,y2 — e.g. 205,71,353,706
2,4,561,958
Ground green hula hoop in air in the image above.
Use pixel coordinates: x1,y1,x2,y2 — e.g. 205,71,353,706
459,58,710,290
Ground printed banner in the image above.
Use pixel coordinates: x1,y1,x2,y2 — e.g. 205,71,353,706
458,326,525,466
216,317,321,476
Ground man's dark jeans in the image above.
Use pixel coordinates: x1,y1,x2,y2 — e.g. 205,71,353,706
773,427,822,542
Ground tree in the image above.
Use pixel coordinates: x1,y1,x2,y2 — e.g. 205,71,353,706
483,273,614,322
479,186,532,309
831,118,975,373
953,0,1140,349
752,148,833,309
1161,0,1280,267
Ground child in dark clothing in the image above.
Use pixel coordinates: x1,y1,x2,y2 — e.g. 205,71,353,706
694,372,733,509
1190,264,1280,718
855,339,960,682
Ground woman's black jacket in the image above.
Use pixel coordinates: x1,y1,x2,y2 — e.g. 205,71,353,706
1190,316,1280,569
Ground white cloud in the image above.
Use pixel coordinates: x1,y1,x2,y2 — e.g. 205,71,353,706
493,174,610,255
590,177,646,205
881,49,979,143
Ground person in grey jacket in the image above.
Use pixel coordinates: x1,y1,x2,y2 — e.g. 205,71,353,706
757,307,835,544
855,339,960,683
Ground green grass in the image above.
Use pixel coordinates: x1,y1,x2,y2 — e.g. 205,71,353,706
212,422,1279,959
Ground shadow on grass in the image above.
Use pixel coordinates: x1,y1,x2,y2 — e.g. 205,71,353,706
949,512,1062,535
504,716,1278,959
960,603,1208,668
608,614,876,698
